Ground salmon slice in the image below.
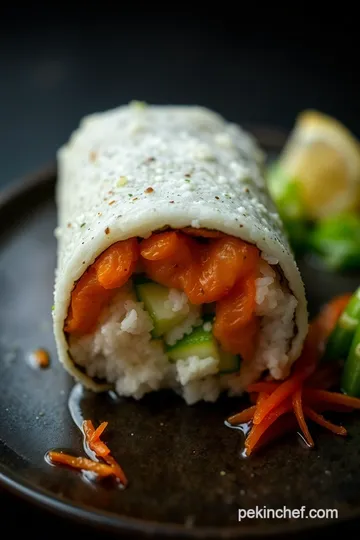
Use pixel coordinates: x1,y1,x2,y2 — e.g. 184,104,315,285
65,239,139,335
65,229,260,360
213,275,259,360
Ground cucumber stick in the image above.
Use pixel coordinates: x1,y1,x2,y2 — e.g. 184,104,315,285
166,324,241,374
323,287,360,362
135,281,189,338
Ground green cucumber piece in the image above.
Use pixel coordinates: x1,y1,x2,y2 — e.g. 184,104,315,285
166,324,240,374
323,287,360,362
167,325,218,362
341,323,360,397
218,349,241,374
135,281,189,338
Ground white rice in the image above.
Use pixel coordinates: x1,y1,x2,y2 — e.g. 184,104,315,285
164,308,202,346
164,289,189,313
69,254,298,404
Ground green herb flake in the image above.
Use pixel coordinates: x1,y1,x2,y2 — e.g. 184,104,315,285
130,100,147,110
80,223,86,228
51,305,55,311
128,193,133,197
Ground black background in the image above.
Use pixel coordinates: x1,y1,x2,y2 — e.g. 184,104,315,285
1,6,360,538
1,7,360,187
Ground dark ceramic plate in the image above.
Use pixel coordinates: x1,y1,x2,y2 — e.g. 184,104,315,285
1,128,360,539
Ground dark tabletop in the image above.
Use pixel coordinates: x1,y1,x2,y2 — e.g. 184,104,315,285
1,7,360,539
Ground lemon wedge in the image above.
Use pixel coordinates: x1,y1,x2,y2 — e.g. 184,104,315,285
279,110,360,220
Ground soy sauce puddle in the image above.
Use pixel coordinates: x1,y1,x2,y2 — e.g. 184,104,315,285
44,383,125,488
224,419,251,458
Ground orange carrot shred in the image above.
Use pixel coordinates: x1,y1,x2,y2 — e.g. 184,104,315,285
253,366,314,426
80,420,127,484
303,389,360,409
256,392,270,405
303,406,347,436
227,406,256,425
292,389,314,447
48,452,116,477
226,293,357,455
90,440,111,457
91,421,108,442
245,399,293,455
83,420,110,457
104,455,128,486
255,414,298,450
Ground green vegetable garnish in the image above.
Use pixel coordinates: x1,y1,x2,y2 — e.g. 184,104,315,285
267,163,306,220
341,322,360,397
323,287,360,362
267,163,310,254
309,213,360,271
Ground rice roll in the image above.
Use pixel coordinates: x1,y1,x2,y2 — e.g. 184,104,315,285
53,103,308,404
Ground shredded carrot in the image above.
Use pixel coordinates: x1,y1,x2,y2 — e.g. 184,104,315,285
81,419,127,485
227,406,256,425
256,392,270,405
245,399,293,455
83,420,110,457
303,389,360,410
48,452,116,477
227,292,360,455
104,455,128,487
255,415,298,450
91,421,108,442
292,389,314,447
252,366,314,426
303,406,347,436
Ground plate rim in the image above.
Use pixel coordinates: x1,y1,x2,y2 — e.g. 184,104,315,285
0,126,354,538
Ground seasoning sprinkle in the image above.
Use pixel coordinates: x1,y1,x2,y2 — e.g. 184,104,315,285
89,151,97,162
145,157,155,164
109,200,116,206
145,187,154,194
105,227,110,235
117,176,128,187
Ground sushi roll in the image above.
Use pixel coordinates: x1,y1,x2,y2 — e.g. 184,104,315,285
53,103,308,404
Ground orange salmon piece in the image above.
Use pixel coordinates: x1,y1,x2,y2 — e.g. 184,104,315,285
65,269,115,335
183,238,259,304
213,275,259,359
140,231,183,261
141,233,196,289
94,238,139,290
